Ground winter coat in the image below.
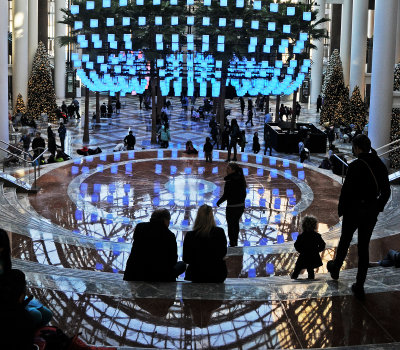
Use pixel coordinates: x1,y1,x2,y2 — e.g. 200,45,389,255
160,128,170,142
294,230,326,269
338,152,390,217
217,172,247,206
183,227,227,283
123,222,178,282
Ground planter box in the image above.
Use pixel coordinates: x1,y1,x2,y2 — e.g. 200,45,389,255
265,123,327,153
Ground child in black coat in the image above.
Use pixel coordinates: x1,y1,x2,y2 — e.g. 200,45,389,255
291,216,326,280
252,132,260,154
203,137,213,162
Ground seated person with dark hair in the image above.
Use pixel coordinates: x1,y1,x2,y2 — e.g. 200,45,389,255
185,140,198,154
124,209,186,282
0,269,35,350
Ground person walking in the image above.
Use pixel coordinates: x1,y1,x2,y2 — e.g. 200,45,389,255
116,99,121,115
19,131,31,160
139,94,143,109
32,132,46,164
264,126,272,156
221,124,230,151
317,95,322,113
327,135,391,299
226,119,240,162
183,205,227,283
100,103,107,117
159,125,170,148
245,108,254,126
204,137,213,162
238,97,245,116
58,122,67,151
217,163,247,247
107,102,113,118
296,102,301,119
252,132,260,154
72,98,80,119
239,130,247,152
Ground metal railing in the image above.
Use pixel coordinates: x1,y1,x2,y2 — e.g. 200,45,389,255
332,138,400,183
0,139,48,190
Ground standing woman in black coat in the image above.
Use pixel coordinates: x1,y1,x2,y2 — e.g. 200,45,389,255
217,163,247,247
183,205,227,283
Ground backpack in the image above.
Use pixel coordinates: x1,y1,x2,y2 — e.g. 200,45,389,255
36,326,71,350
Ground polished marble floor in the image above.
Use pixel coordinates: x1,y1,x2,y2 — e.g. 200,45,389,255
2,95,400,349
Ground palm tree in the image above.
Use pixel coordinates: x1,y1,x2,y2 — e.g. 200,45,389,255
194,0,329,127
58,0,187,143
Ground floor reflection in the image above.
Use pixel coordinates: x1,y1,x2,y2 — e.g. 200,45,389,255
30,154,341,252
28,286,399,349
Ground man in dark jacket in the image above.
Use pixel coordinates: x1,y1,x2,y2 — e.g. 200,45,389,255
124,130,136,150
123,209,186,282
58,123,67,151
217,163,247,247
32,132,45,163
327,135,391,299
100,103,107,117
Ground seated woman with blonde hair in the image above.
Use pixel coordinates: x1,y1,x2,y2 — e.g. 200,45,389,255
183,205,228,283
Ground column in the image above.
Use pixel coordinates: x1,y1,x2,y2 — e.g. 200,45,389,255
396,2,400,63
28,0,38,74
369,0,398,150
330,4,342,54
367,9,374,39
12,0,29,107
340,0,352,86
367,9,374,73
38,0,48,49
349,0,369,98
310,0,326,104
55,0,66,99
0,0,9,146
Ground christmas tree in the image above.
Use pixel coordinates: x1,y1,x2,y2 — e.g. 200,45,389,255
394,63,400,91
321,50,342,98
27,42,57,120
13,93,26,115
320,49,350,126
349,86,367,130
390,62,400,168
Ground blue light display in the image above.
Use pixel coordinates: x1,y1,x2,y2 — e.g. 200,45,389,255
70,1,314,97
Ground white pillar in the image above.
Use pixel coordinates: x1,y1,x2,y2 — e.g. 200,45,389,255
367,9,374,38
310,0,326,104
0,0,9,146
349,0,369,98
28,0,38,75
340,0,352,86
396,2,400,63
55,0,66,99
12,0,29,107
369,0,399,150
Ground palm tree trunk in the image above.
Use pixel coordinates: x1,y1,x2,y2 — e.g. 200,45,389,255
151,78,157,144
156,72,163,117
290,90,298,132
96,91,100,123
83,87,90,143
217,78,226,127
275,95,280,123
